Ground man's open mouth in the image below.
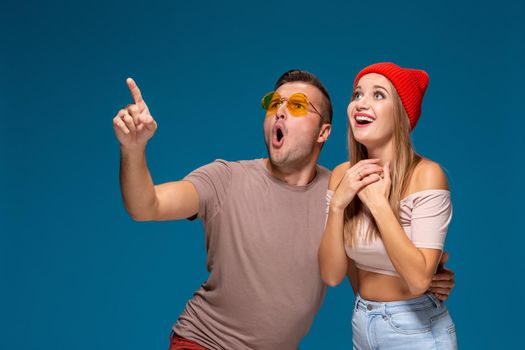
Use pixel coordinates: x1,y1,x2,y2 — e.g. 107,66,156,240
276,128,283,141
272,124,285,147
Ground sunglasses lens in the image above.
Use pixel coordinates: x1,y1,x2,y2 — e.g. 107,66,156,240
261,92,274,111
265,92,282,114
287,94,309,117
261,92,313,117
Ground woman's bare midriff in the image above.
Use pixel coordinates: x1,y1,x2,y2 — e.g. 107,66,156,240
356,268,424,301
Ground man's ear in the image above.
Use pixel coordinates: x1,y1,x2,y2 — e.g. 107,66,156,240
318,123,332,143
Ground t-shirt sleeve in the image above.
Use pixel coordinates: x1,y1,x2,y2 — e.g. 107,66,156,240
410,191,452,250
183,159,232,221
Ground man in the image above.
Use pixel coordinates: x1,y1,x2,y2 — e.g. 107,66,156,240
113,70,454,350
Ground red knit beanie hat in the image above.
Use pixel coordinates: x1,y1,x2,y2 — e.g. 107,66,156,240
354,62,429,130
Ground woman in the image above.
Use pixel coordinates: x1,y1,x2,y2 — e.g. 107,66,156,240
318,62,457,349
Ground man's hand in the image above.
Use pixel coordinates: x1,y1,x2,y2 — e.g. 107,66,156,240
113,78,158,150
430,252,455,301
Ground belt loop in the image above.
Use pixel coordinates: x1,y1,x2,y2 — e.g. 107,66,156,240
427,293,441,309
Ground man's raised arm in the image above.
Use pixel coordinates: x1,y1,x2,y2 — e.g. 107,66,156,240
113,78,199,221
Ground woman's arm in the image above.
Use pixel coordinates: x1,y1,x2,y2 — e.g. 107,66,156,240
346,258,360,293
318,160,383,286
359,160,449,295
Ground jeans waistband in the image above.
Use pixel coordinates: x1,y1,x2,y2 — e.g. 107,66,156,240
354,293,442,315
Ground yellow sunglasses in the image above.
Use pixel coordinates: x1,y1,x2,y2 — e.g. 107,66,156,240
261,91,323,118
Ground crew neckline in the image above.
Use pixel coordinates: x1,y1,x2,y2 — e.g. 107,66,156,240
256,158,321,192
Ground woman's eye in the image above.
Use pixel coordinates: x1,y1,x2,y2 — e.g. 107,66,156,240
352,91,362,100
374,91,385,99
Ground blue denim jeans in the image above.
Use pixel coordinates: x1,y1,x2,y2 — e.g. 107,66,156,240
352,293,457,349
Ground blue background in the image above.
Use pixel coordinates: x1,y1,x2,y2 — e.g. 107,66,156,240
2,0,524,348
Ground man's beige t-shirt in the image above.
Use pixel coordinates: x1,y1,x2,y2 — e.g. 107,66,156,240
173,159,330,350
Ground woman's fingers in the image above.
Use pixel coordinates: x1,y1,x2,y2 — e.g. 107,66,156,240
349,164,383,179
356,173,381,189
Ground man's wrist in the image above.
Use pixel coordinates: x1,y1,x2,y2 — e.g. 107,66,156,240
120,144,146,155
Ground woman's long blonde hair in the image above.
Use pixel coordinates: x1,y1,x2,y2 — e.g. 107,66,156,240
344,82,421,246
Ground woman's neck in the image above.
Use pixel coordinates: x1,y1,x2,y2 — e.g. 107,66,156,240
366,141,393,165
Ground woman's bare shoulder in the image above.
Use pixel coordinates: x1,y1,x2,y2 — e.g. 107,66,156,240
410,158,449,192
329,161,351,190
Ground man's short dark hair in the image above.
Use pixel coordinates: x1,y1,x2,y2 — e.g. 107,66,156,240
274,70,333,125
